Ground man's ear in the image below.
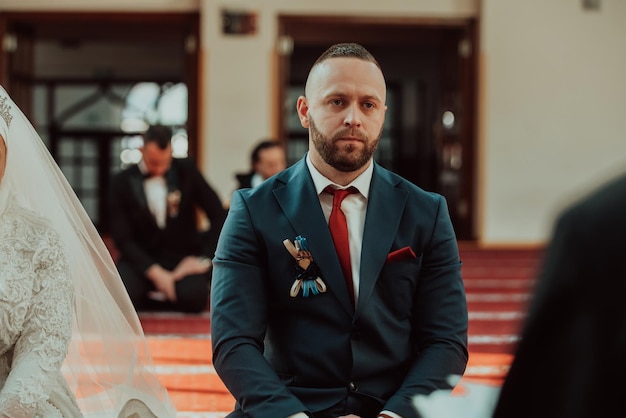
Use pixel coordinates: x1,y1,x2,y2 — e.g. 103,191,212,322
296,96,310,128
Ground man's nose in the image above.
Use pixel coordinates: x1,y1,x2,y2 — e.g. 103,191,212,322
343,103,362,127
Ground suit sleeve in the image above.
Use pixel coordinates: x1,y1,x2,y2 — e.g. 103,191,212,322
385,195,469,418
210,190,310,418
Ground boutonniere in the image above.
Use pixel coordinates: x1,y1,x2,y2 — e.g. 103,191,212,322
283,235,327,298
167,190,181,218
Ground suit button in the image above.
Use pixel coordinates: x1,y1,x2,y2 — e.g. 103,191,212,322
351,328,361,340
349,382,357,392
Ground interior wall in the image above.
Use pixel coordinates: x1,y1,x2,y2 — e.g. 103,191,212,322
7,0,625,245
199,0,478,208
480,0,626,244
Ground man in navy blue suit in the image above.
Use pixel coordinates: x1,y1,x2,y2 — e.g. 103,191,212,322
210,43,468,418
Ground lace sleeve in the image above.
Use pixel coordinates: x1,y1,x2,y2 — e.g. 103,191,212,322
0,91,12,139
0,225,74,417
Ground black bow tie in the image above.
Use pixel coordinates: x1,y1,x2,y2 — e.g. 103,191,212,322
143,172,167,180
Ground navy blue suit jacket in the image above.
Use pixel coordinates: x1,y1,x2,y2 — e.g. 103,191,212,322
211,157,468,418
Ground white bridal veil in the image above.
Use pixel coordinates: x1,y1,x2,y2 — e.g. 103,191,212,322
0,86,176,417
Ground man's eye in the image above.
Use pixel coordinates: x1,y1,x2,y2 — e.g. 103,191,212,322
331,99,343,106
363,102,375,109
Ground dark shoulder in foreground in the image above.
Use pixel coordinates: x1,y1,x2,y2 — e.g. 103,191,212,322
561,171,626,225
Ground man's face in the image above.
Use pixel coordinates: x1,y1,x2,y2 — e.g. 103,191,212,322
141,142,172,177
255,147,286,180
297,57,387,173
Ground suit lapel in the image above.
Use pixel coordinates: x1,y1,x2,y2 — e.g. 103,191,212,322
273,160,354,314
129,168,149,210
355,165,407,319
129,167,159,227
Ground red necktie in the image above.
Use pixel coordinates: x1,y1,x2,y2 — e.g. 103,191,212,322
325,186,358,306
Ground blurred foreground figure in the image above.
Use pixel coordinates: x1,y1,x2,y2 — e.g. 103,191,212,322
414,171,626,418
0,86,176,417
493,171,626,418
109,124,227,313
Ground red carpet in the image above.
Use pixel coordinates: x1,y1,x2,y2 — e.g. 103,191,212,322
137,245,544,416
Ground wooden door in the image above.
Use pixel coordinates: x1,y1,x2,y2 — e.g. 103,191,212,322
277,16,478,240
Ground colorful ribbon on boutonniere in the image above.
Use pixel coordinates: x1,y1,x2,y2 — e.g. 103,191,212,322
167,190,181,218
283,235,327,298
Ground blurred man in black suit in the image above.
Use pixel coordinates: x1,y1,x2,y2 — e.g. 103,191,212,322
109,125,227,312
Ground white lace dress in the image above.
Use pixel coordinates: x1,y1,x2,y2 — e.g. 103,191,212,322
0,192,83,417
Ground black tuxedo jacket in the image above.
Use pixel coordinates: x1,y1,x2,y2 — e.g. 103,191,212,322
109,158,227,273
493,172,626,418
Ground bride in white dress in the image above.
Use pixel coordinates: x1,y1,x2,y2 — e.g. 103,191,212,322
0,86,176,417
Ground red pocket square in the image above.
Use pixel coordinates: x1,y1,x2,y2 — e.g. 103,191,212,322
386,246,417,263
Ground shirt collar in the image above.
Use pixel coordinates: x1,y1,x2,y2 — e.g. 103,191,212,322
305,152,373,199
251,172,264,188
138,160,149,176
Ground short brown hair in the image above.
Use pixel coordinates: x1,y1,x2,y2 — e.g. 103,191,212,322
143,125,172,150
312,43,381,70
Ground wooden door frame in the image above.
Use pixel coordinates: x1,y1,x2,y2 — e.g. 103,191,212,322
0,11,201,158
276,15,479,240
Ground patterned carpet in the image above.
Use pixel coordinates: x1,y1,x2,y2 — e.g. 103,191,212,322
138,245,544,417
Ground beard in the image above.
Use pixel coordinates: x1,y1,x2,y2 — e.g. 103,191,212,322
309,115,381,172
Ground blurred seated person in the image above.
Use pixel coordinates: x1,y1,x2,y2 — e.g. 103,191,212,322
236,139,287,189
109,125,227,313
414,170,626,418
